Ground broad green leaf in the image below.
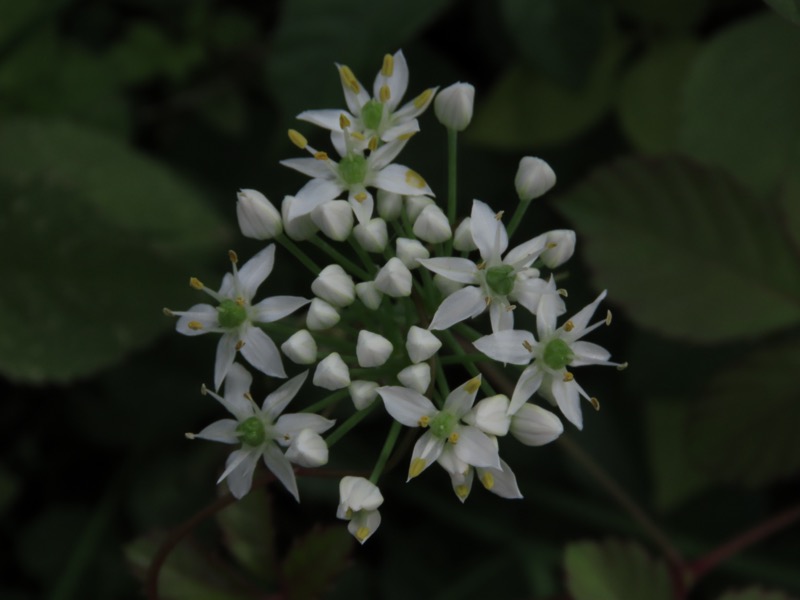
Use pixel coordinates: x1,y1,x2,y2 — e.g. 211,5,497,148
467,33,627,149
564,539,672,600
267,0,455,119
499,0,609,88
679,13,800,197
216,488,277,584
281,526,353,600
0,119,224,383
556,157,800,342
764,0,800,24
718,587,797,600
687,338,800,487
616,39,699,153
610,0,709,29
125,534,252,600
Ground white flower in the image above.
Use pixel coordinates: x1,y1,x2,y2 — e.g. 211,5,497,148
515,156,556,201
337,476,384,544
434,82,475,131
474,290,625,429
236,189,282,239
298,50,436,145
170,246,309,390
377,376,501,481
419,200,565,333
437,442,522,502
187,364,333,500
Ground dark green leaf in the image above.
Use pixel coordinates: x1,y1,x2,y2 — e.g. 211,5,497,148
687,338,800,487
16,506,90,584
0,463,20,515
556,157,800,342
718,587,797,600
281,526,353,600
564,539,672,600
763,0,800,24
610,0,709,29
679,13,800,197
216,488,277,584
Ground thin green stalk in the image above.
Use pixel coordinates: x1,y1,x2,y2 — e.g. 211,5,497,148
433,357,450,400
277,234,321,275
369,421,403,483
349,237,378,276
302,388,349,414
309,236,370,280
444,128,458,255
441,329,496,396
505,199,532,239
326,401,378,447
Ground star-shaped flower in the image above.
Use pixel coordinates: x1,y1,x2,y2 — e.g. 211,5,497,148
169,245,309,389
474,290,626,429
419,200,568,332
187,363,335,500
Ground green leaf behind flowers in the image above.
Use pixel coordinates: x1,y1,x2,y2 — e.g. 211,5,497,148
718,588,798,600
763,0,800,25
281,526,353,600
556,156,800,342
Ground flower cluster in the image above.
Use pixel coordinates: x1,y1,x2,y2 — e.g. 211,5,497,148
166,51,624,545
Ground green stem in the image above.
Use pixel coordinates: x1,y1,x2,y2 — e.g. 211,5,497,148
309,236,370,280
444,128,458,255
277,234,321,275
325,401,378,447
302,388,349,414
369,421,403,483
505,199,532,239
441,329,496,396
349,237,378,276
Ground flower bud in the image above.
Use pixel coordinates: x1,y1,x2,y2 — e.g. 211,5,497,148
355,281,383,310
398,363,431,394
536,229,576,269
311,200,353,241
374,257,412,297
406,326,442,363
313,352,350,390
434,82,475,131
337,476,383,544
306,298,340,330
282,195,318,240
464,395,511,436
453,217,477,252
353,218,388,252
377,189,403,220
510,403,563,446
237,189,282,239
396,237,429,269
405,195,434,222
413,205,452,243
281,329,317,364
434,273,463,297
515,156,556,201
349,380,379,410
286,429,329,467
311,264,355,307
356,330,394,368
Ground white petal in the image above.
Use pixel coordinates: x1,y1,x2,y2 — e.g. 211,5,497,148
373,49,409,111
371,163,433,197
503,236,547,269
297,108,349,131
417,257,478,284
348,189,374,224
551,377,583,430
237,245,275,301
279,157,332,179
381,119,419,141
536,278,561,339
275,414,336,443
377,386,436,426
489,301,514,333
337,64,370,115
339,476,384,512
194,419,239,444
240,327,286,379
214,332,239,391
428,286,486,331
473,330,535,365
175,304,220,336
219,362,254,421
251,296,310,323
514,277,564,316
393,86,437,121
262,443,300,502
368,138,409,170
452,426,501,469
471,200,508,262
409,430,444,479
262,370,308,420
347,509,382,544
509,365,544,415
570,341,612,366
565,290,608,340
289,178,344,220
219,448,259,499
284,429,329,467
477,459,523,499
443,376,481,418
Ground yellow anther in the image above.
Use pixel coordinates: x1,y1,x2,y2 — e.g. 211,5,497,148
189,277,204,290
381,53,394,77
547,242,558,249
368,136,378,151
235,296,245,306
563,371,574,382
605,310,613,326
187,321,203,331
506,304,516,312
398,131,415,141
314,151,329,161
354,192,367,202
355,526,371,542
476,261,487,270
590,397,601,411
564,320,575,332
235,340,245,350
522,340,533,352
228,249,238,264
344,507,353,519
244,391,254,402
464,376,482,394
351,131,365,141
339,65,360,93
455,484,469,500
339,113,351,130
616,361,629,371
409,458,427,478
557,288,568,297
419,415,430,428
448,432,460,444
495,210,504,221
162,308,174,316
185,432,196,440
379,84,391,103
481,472,495,490
405,169,427,189
413,88,434,109
200,384,208,395
288,129,307,149
485,296,492,306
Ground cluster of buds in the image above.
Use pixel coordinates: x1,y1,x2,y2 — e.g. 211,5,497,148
166,50,625,545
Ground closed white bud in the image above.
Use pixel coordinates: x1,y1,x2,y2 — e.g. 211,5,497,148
237,189,282,239
313,352,350,390
434,273,463,297
281,329,317,364
377,189,403,220
510,404,564,446
434,82,475,131
349,380,379,410
413,204,452,243
355,281,383,310
536,229,576,268
398,363,431,394
311,200,353,241
374,257,412,297
282,195,318,240
453,217,477,251
515,156,556,201
464,395,511,436
311,264,355,307
405,195,434,222
306,298,340,330
396,237,429,269
357,330,394,368
286,429,329,467
406,326,442,363
353,218,388,253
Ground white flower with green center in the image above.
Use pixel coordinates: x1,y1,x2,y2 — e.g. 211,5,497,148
337,476,384,544
281,126,432,225
187,363,335,500
474,290,626,429
169,245,310,390
419,200,567,332
297,50,436,146
377,376,501,481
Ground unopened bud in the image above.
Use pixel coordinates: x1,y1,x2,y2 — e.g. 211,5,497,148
374,257,412,297
282,196,318,241
311,200,353,241
398,363,431,394
281,329,317,364
464,395,511,436
353,218,388,252
313,352,350,390
237,189,282,239
396,237,429,269
434,82,475,131
405,195,434,222
349,380,379,410
355,281,383,310
406,326,442,363
515,156,556,201
356,330,394,368
413,204,452,243
306,298,340,330
453,218,477,251
311,264,355,307
510,404,564,446
377,189,403,220
286,429,329,467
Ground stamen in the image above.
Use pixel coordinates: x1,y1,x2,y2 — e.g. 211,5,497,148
339,65,360,93
522,340,533,352
605,310,612,326
355,527,371,542
564,320,575,332
228,250,238,264
413,88,434,109
397,131,415,141
590,397,601,411
448,432,459,444
409,458,427,478
244,392,254,402
455,484,469,499
162,308,174,316
547,242,558,249
288,129,307,149
200,384,208,395
481,472,494,490
494,210,504,221
381,54,394,77
189,277,204,290
235,340,245,350
404,169,427,189
418,415,430,428
185,432,196,440
464,376,482,394
344,508,353,519
379,84,391,103
563,371,574,382
616,361,629,371
476,261,486,270
368,136,378,151
187,321,203,331
506,304,516,312
485,296,492,306
339,113,351,129
354,192,367,202
314,151,329,161
557,288,568,297
351,131,365,141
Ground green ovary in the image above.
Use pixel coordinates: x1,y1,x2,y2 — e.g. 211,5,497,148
485,265,516,296
236,417,266,447
429,412,457,439
543,338,574,370
217,299,247,329
338,154,368,185
361,100,384,131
